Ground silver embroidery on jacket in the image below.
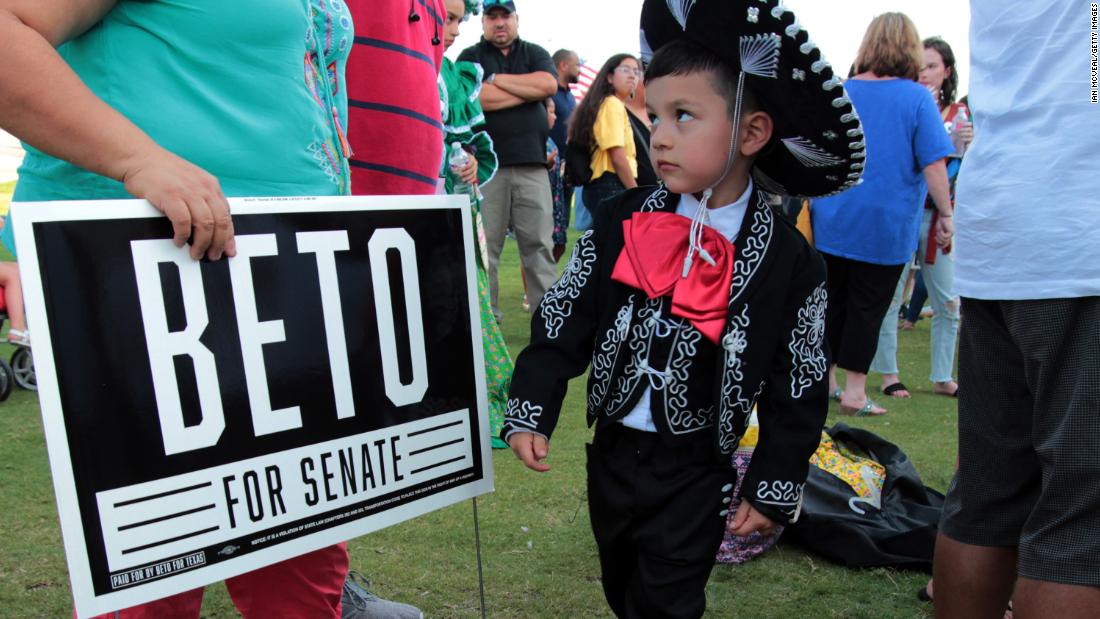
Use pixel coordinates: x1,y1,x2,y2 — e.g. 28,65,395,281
716,198,774,452
789,283,828,398
641,186,667,213
504,398,544,432
664,318,712,433
540,230,596,339
603,297,662,416
754,480,805,517
729,195,774,306
718,304,754,452
588,297,634,413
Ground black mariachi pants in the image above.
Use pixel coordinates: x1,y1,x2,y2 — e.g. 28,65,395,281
587,423,737,619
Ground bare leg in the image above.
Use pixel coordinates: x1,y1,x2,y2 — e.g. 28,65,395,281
1012,578,1100,619
934,379,960,396
839,370,886,414
0,262,27,332
933,533,1016,619
829,364,839,394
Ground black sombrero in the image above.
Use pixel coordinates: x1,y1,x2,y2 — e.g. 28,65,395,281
640,0,865,198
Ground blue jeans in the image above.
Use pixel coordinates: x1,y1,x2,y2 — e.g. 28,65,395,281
871,209,960,382
905,270,928,323
573,187,593,231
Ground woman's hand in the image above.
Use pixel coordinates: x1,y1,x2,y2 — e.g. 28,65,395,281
1,4,234,262
955,120,974,148
458,156,478,186
935,213,955,248
121,147,235,261
546,148,558,170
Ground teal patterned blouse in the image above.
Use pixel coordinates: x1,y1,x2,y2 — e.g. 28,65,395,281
10,0,353,207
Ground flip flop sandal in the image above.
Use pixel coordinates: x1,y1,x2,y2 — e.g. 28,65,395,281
6,329,30,347
830,388,843,401
934,384,960,398
840,398,885,417
882,382,910,398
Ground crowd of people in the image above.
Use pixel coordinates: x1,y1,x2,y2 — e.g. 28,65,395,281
0,0,1097,617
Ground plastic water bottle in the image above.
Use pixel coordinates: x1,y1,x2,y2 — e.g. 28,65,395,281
448,142,475,199
950,106,970,157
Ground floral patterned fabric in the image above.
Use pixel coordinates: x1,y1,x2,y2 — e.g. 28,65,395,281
440,57,511,449
809,431,886,501
716,418,786,564
548,139,567,247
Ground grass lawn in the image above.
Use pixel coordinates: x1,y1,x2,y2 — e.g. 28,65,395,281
0,195,956,617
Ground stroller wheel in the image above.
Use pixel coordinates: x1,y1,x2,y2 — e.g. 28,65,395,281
10,347,35,391
0,356,13,402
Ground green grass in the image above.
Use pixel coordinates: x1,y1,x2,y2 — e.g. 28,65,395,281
0,221,957,618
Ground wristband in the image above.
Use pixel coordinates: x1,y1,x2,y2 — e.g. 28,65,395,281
486,73,496,85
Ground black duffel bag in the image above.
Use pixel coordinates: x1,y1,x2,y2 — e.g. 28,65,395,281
783,423,945,572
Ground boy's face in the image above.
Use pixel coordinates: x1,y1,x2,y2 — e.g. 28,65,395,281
645,72,738,196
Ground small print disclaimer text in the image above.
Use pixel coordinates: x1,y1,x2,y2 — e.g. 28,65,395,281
1092,3,1098,102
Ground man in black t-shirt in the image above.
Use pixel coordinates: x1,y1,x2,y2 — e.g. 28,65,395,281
458,0,558,324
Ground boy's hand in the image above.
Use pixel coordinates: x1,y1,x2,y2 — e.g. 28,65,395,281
728,499,777,537
507,432,551,472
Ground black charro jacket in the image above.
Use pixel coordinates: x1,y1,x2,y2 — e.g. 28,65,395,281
504,185,828,524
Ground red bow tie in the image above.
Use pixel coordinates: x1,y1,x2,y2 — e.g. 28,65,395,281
611,212,735,344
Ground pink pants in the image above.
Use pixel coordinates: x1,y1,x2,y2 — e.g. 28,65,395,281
83,543,348,619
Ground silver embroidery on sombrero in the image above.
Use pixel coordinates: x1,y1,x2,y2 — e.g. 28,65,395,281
718,305,757,453
664,318,712,434
666,0,696,29
588,297,634,414
504,398,544,432
540,229,596,339
784,20,804,39
604,297,662,416
740,33,782,79
782,137,844,168
752,167,789,197
640,28,654,63
789,282,827,399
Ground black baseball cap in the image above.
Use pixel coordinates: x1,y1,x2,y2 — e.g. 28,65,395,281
483,0,516,14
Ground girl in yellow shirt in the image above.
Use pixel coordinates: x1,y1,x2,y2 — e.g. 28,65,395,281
567,54,641,216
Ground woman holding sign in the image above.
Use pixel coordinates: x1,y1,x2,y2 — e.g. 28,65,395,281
0,0,359,616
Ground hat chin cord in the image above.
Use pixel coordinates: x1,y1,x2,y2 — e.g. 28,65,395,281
683,71,746,278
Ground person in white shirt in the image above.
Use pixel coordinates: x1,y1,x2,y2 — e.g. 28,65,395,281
933,3,1100,618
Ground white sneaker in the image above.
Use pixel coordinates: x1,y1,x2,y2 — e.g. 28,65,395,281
341,571,424,619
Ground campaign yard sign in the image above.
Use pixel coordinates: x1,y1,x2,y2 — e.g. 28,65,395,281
11,195,494,617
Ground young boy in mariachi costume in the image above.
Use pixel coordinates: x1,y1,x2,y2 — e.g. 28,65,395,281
504,0,865,617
